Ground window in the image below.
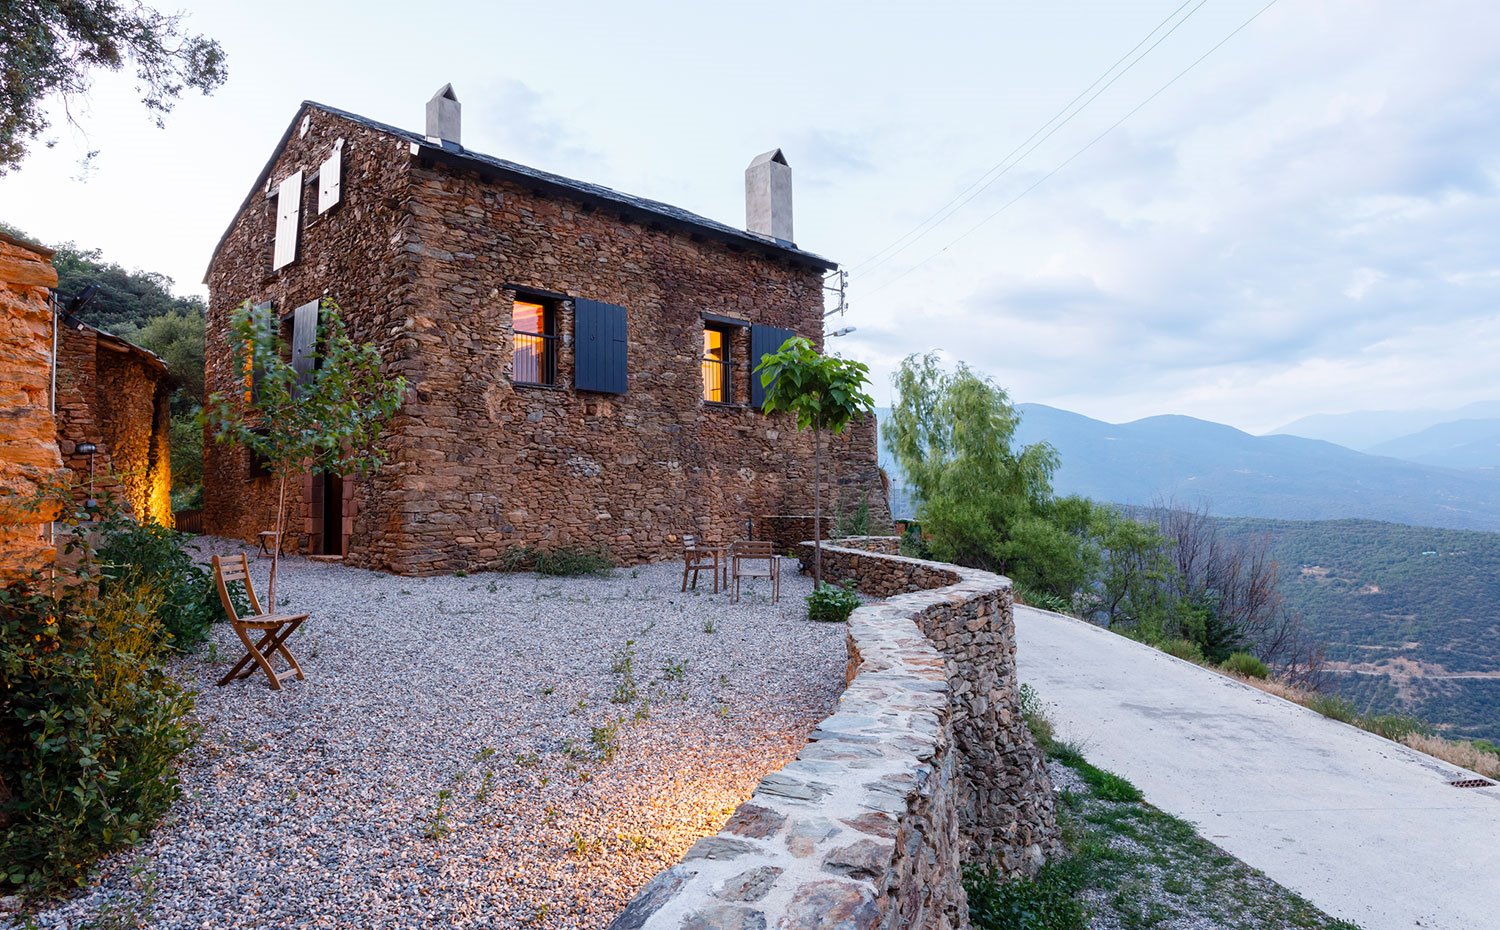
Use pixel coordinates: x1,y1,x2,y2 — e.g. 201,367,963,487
271,171,302,271
702,325,731,403
513,298,557,385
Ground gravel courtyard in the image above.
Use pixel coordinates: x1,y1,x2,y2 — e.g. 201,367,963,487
21,539,843,930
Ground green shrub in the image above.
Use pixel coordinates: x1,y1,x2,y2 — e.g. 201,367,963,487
1222,651,1269,679
1305,693,1358,724
1473,739,1500,758
1017,587,1073,615
498,545,614,576
95,512,221,650
0,577,195,895
833,497,872,538
1158,638,1205,664
965,859,1089,930
806,582,861,623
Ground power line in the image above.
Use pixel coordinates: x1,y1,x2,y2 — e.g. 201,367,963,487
858,0,1283,300
847,0,1209,275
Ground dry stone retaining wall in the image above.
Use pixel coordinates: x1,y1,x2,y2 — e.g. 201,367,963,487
610,539,1058,930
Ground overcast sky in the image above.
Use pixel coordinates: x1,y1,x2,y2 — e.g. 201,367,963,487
3,0,1496,434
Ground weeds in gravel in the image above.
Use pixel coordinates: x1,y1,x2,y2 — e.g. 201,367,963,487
610,641,639,704
425,789,453,840
568,830,603,859
591,718,622,761
540,684,555,696
702,617,717,634
662,659,687,682
68,863,158,930
486,580,498,594
499,545,615,576
475,769,496,803
515,751,540,768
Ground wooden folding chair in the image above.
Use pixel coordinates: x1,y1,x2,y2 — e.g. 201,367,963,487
212,553,309,691
731,540,781,604
681,534,723,594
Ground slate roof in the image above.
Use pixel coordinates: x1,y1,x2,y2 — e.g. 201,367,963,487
205,101,835,281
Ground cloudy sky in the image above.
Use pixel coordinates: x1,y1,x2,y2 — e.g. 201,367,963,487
4,0,1496,433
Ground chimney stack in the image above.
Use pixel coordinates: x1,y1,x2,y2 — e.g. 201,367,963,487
426,84,461,149
745,149,793,245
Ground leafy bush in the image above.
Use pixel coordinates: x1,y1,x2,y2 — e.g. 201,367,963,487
1017,586,1072,616
833,497,872,538
1222,651,1270,679
498,545,614,576
1305,693,1358,724
806,582,861,623
0,577,195,895
965,859,1089,930
95,512,221,650
1158,638,1205,664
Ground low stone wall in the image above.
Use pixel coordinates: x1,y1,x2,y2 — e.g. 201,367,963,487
610,540,1058,930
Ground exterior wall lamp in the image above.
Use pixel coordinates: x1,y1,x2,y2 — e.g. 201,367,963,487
75,441,98,510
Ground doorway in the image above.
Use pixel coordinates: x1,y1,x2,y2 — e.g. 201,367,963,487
321,472,343,556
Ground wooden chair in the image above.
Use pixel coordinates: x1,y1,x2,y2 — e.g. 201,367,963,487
681,534,723,594
212,553,309,691
731,540,781,604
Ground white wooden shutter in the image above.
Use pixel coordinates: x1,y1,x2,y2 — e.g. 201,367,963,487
318,141,343,214
273,171,303,270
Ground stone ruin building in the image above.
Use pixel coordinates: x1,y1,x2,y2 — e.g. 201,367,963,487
202,86,889,574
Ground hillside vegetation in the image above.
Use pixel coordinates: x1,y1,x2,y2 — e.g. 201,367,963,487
879,404,1500,532
1214,517,1500,743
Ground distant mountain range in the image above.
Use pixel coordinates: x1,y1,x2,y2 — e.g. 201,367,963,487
877,404,1500,532
1364,419,1500,469
1272,400,1500,453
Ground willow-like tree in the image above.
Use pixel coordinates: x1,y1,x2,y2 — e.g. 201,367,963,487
755,336,874,586
205,301,406,607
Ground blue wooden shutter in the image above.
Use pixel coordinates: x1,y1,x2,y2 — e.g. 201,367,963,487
575,298,628,394
750,324,796,408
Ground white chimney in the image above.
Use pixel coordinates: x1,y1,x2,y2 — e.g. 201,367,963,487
426,84,461,149
746,149,793,244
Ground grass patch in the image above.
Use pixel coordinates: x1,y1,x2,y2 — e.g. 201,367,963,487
1222,651,1270,679
498,545,614,576
969,690,1363,930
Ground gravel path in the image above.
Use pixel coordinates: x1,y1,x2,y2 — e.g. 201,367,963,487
17,539,843,930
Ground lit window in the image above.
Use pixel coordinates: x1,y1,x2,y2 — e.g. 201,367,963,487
702,326,730,403
514,298,556,385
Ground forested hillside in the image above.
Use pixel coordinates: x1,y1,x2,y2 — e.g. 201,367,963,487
1216,517,1500,742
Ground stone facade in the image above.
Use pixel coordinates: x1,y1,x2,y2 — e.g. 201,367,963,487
203,101,889,573
610,540,1059,930
53,321,174,527
0,233,65,578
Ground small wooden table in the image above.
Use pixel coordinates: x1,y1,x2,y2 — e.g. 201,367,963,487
256,531,282,558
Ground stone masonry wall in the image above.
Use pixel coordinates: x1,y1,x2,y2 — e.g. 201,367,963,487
609,541,1058,930
205,104,889,573
0,233,65,578
54,324,174,526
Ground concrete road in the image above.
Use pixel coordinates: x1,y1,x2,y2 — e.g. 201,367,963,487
1014,605,1500,930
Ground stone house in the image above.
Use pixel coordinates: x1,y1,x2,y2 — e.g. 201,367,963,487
202,86,888,574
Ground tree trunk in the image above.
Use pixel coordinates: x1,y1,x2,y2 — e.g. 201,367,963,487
268,471,288,609
813,428,823,588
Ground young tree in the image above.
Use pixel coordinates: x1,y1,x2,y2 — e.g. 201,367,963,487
204,301,406,607
755,336,875,586
0,0,227,172
885,353,1066,580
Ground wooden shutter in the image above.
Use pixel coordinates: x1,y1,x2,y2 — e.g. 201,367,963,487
291,300,320,391
318,141,342,214
575,298,628,394
749,324,796,408
273,171,302,270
